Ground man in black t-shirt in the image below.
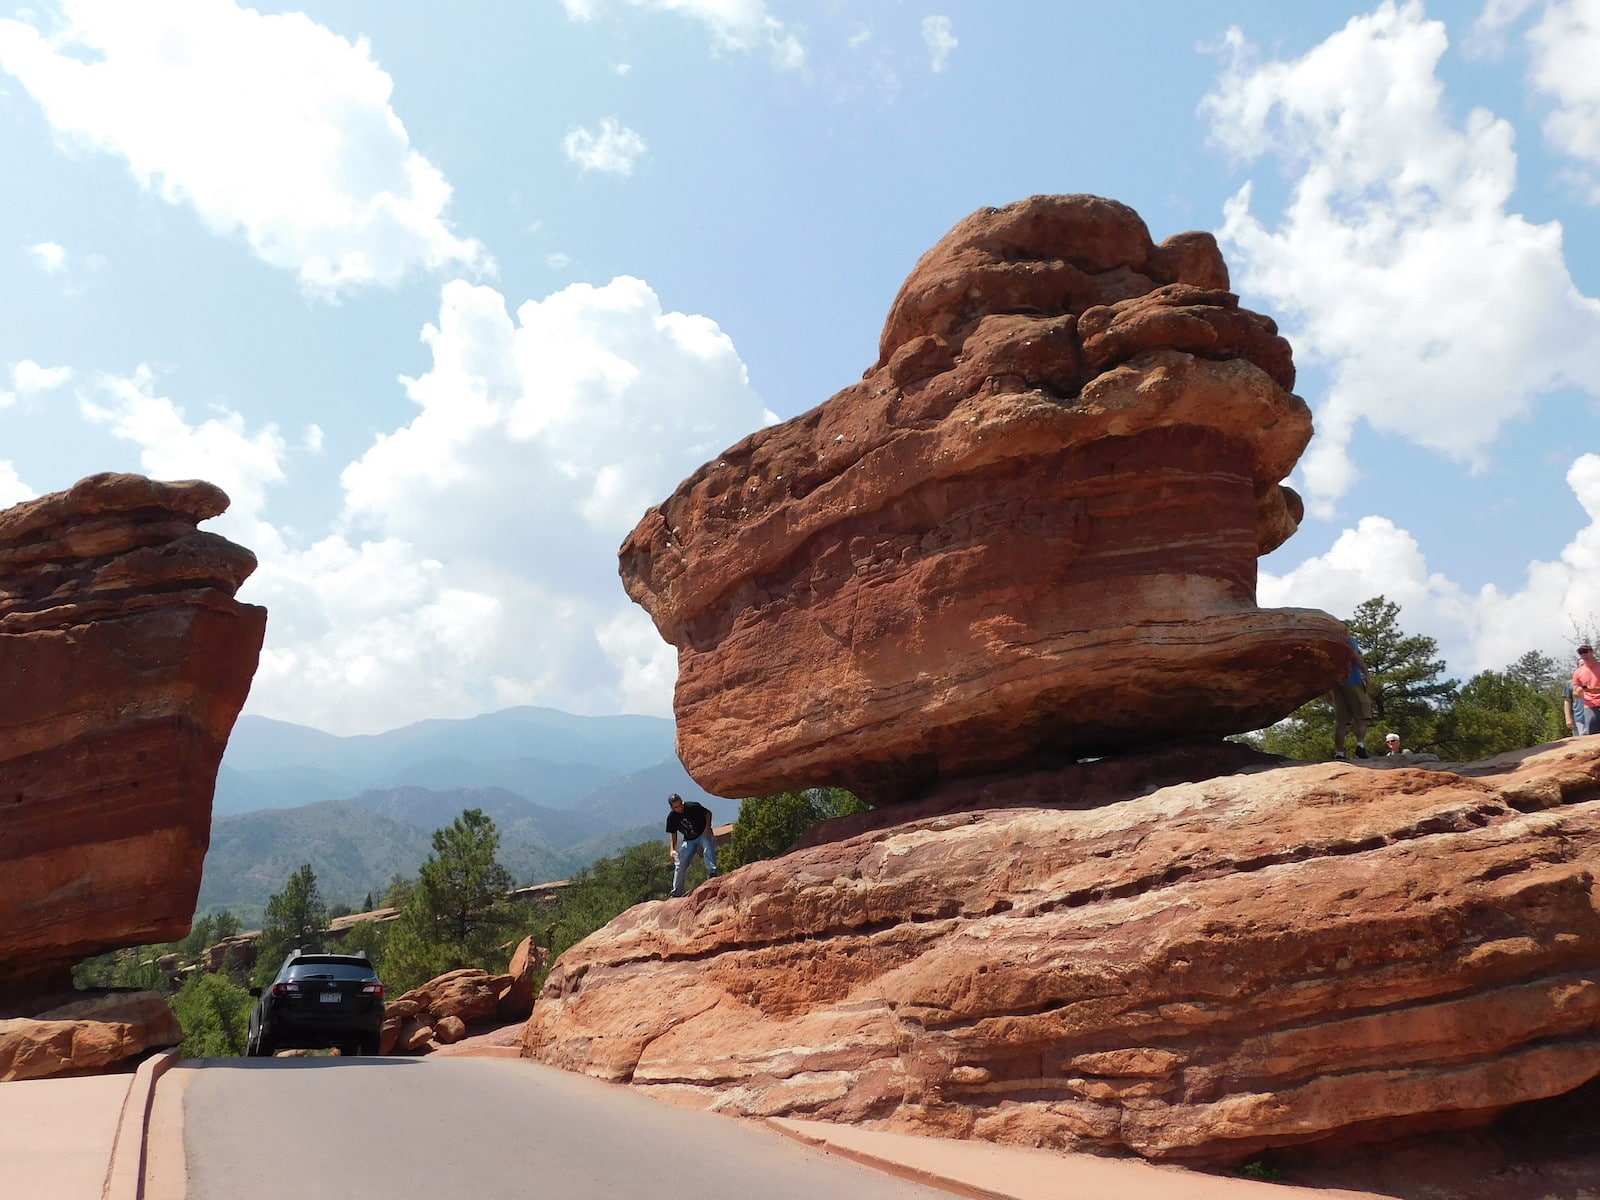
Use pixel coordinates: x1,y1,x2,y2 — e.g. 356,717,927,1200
665,793,718,898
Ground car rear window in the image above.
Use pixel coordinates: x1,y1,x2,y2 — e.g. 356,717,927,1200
285,962,379,982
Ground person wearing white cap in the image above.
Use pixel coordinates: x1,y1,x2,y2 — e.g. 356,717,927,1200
1383,732,1408,755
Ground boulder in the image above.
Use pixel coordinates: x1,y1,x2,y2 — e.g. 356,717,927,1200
434,1015,467,1045
619,195,1349,804
498,936,549,1020
0,991,181,1081
378,967,518,1055
379,998,421,1055
0,473,266,996
395,1020,434,1054
399,969,505,1027
524,740,1600,1165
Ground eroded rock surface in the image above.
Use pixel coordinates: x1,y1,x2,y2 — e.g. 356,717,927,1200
620,194,1349,803
0,991,182,1081
379,966,530,1055
0,473,266,997
524,740,1600,1165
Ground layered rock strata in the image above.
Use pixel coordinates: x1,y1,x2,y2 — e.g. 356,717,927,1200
524,740,1600,1165
0,992,182,1081
619,194,1350,803
0,473,266,996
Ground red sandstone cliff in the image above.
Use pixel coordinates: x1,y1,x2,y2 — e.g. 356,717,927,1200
0,473,266,1011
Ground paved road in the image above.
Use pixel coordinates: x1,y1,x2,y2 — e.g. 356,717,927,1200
182,1056,965,1200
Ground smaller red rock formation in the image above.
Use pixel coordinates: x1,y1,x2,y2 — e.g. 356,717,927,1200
0,474,265,993
619,195,1349,805
0,473,264,1076
379,967,521,1054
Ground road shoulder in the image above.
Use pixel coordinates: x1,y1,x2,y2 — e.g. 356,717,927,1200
141,1062,195,1200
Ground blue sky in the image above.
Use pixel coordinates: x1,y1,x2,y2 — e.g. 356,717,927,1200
1,0,1597,734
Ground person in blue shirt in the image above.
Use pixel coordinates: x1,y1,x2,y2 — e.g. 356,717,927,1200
1328,637,1372,760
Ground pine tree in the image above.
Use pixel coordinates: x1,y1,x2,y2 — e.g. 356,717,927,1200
1350,596,1457,739
252,864,329,986
381,809,521,993
1252,596,1456,758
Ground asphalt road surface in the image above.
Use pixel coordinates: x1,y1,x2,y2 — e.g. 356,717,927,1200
181,1056,965,1199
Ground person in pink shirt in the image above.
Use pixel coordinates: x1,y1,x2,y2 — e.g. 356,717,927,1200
1572,645,1600,735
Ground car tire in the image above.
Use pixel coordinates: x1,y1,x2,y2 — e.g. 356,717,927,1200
361,1034,382,1056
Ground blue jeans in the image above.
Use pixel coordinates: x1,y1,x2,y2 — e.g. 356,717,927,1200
672,831,719,897
1581,705,1600,736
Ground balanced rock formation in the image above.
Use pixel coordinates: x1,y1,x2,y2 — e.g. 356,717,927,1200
0,473,266,998
525,740,1600,1165
620,194,1351,804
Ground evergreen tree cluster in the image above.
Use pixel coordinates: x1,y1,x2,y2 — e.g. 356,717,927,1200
1250,595,1584,760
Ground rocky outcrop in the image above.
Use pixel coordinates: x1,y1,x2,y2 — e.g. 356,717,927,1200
380,966,533,1055
524,740,1600,1165
619,194,1350,804
0,991,182,1081
499,935,549,1020
0,473,266,998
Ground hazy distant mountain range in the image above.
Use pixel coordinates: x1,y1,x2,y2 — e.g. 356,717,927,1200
200,706,722,923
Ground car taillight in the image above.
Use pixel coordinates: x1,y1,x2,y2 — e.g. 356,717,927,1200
271,982,301,998
362,982,384,998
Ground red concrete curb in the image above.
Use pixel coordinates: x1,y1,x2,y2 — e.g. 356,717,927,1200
104,1048,182,1200
762,1119,1021,1200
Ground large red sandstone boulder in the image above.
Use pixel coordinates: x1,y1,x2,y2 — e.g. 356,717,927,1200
0,991,181,1081
0,473,266,996
524,740,1600,1166
619,194,1348,804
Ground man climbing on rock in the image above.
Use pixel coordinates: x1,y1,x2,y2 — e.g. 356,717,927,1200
665,793,718,898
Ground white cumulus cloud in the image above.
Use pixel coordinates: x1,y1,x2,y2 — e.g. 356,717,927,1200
1262,454,1600,678
0,0,489,298
28,241,66,273
560,0,804,70
0,461,35,507
75,365,288,542
12,360,73,394
1524,0,1600,197
1202,0,1600,513
62,275,771,732
563,119,649,176
922,15,956,73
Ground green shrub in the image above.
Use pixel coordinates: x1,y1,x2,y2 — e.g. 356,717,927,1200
170,972,253,1057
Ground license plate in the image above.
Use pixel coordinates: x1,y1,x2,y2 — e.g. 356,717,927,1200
319,992,341,1004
